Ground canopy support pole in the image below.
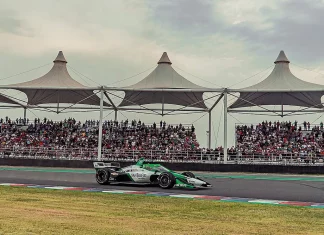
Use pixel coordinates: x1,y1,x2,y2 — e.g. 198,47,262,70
281,105,284,117
98,88,104,161
209,93,224,112
104,91,118,122
224,90,228,164
104,91,117,109
57,93,60,114
208,111,211,149
207,92,224,150
23,108,27,120
162,95,164,116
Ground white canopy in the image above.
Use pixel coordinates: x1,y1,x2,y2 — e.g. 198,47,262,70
118,52,208,109
5,51,109,107
230,51,324,109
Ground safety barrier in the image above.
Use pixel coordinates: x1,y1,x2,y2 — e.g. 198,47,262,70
1,157,324,174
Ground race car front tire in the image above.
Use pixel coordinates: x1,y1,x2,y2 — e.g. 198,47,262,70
158,172,176,189
182,171,195,178
96,169,110,185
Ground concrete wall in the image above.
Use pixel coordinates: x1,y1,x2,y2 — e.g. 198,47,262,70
1,158,324,174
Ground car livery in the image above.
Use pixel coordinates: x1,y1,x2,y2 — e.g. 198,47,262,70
93,158,212,189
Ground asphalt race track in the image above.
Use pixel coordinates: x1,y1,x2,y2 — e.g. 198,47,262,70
0,168,324,203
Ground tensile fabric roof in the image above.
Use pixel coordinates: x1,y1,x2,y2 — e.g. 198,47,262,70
5,51,110,107
230,51,324,109
118,52,208,109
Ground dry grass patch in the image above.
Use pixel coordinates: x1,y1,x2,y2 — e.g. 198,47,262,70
0,186,323,235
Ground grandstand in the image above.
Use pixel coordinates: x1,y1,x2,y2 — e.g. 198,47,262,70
1,116,324,165
0,50,324,165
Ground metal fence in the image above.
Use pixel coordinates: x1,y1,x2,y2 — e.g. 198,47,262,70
0,147,324,165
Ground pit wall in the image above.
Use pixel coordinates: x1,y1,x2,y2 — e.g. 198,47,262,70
1,158,324,174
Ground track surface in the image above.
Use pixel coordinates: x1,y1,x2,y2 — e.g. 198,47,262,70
0,168,324,203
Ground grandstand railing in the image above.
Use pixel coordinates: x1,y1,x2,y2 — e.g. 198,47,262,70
235,122,323,126
0,147,323,165
0,120,193,128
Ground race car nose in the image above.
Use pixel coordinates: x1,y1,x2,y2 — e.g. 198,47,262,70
201,182,212,187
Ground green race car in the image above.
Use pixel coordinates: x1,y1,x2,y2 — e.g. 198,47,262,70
93,158,212,189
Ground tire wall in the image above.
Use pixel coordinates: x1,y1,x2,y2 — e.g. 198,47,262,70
1,158,324,174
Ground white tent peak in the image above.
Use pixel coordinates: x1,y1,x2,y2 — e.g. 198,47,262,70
231,50,324,92
54,51,67,63
8,51,84,89
275,50,289,64
123,52,205,89
4,51,110,106
158,52,172,64
229,50,324,109
118,52,208,109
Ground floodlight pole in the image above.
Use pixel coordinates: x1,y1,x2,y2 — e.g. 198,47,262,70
98,88,104,161
223,89,228,164
114,110,118,121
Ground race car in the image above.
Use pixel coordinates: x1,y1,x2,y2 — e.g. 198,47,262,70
93,158,212,189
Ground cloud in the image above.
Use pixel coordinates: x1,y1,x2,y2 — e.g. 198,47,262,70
147,0,216,32
0,1,156,59
213,0,324,65
213,0,284,31
0,10,22,35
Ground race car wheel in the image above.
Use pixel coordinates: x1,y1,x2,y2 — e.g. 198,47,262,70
158,172,176,189
182,171,195,178
96,169,110,185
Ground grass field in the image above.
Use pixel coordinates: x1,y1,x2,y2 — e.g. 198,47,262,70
0,186,324,235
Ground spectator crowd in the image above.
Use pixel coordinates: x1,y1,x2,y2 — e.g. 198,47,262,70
236,120,324,158
0,117,200,156
1,116,324,161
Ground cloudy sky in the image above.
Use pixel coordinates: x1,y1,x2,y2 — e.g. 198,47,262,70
1,0,324,148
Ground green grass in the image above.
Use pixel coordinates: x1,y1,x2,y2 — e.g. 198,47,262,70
0,187,324,235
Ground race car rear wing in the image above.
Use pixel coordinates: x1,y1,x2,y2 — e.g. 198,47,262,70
93,162,121,169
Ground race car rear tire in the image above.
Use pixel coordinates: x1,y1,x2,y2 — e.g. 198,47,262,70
96,169,110,185
158,172,176,189
182,171,195,178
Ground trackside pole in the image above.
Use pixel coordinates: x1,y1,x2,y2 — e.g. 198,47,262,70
208,111,211,149
114,110,117,121
23,108,27,120
98,89,104,161
224,90,228,164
